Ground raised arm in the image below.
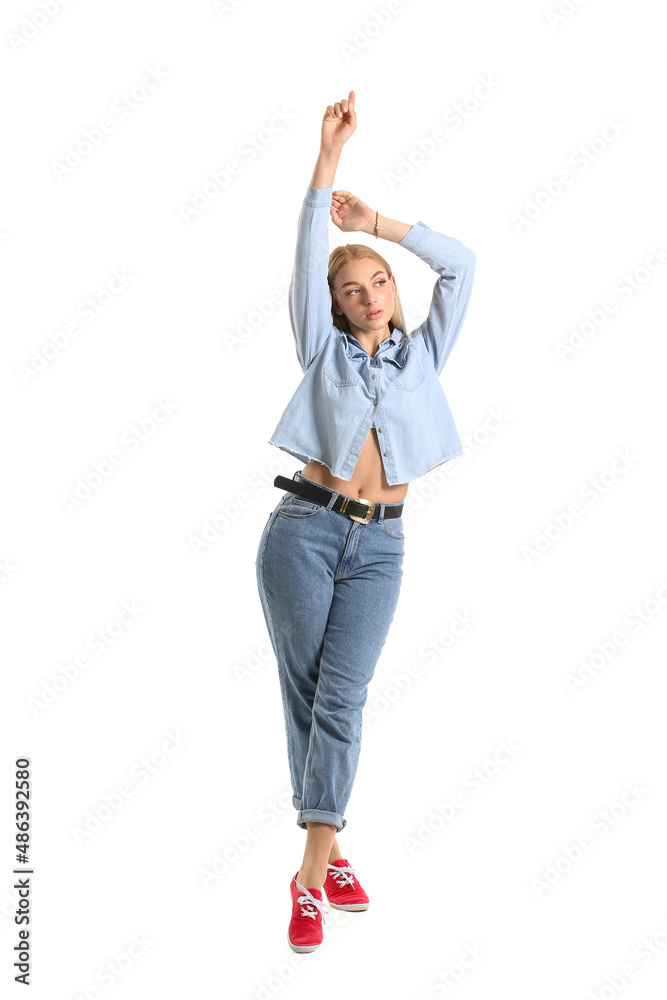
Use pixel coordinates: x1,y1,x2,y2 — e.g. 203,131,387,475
331,193,476,375
288,92,357,371
396,222,476,375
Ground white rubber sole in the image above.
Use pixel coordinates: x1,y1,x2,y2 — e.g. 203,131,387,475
287,931,322,953
327,900,370,911
288,882,325,952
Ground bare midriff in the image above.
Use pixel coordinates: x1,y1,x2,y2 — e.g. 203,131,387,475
301,426,409,503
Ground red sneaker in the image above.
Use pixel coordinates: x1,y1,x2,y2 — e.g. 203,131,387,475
323,858,370,911
287,872,330,953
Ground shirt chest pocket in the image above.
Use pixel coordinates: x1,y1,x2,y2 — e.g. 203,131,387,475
382,349,425,391
323,361,360,387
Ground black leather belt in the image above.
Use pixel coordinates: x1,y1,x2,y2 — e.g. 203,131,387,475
274,474,403,524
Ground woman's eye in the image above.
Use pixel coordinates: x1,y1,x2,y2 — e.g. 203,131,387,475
347,280,385,296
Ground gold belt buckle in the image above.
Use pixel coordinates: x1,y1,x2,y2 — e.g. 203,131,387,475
348,496,375,524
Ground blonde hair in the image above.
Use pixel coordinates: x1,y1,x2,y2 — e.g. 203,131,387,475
327,244,407,337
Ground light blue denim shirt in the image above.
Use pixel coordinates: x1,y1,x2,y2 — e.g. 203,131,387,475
268,185,476,485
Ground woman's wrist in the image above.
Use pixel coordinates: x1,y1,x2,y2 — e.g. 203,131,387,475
361,209,377,236
368,212,412,243
310,145,342,188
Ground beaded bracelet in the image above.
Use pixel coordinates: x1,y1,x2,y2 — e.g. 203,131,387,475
374,209,379,238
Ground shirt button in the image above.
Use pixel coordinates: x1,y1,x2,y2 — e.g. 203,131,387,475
371,374,376,380
384,450,390,457
379,426,385,432
373,399,378,405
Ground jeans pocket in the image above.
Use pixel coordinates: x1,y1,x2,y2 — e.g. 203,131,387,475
382,515,404,539
278,496,325,518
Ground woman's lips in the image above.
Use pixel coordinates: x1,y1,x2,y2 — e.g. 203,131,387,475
366,309,382,318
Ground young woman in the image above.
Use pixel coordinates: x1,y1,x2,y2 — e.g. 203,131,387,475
255,90,476,953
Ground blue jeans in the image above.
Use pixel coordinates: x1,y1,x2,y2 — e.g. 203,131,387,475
255,470,405,832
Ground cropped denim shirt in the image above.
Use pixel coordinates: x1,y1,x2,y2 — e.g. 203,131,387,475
268,185,476,486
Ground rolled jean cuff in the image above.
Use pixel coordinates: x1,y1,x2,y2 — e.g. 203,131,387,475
295,804,347,833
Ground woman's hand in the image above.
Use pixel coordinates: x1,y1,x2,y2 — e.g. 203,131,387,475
321,91,356,151
330,190,374,234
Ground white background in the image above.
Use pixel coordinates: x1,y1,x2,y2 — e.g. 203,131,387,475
2,0,666,997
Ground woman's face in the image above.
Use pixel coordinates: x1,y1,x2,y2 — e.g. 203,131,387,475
331,258,397,336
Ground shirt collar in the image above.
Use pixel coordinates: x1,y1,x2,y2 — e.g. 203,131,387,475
343,328,403,360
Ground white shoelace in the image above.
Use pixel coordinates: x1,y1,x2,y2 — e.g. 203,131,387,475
327,863,356,888
295,880,330,920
